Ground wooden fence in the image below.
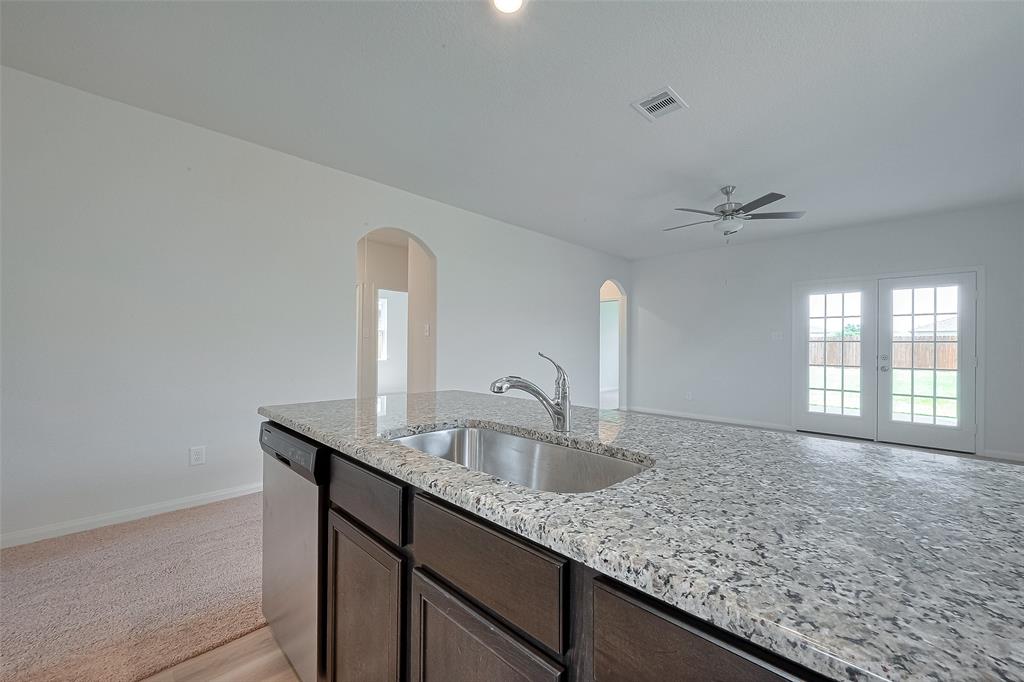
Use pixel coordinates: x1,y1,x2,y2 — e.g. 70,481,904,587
809,341,957,369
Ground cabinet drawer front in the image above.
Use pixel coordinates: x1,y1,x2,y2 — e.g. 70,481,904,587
593,582,795,682
327,511,402,682
410,569,563,682
330,455,405,546
413,494,566,653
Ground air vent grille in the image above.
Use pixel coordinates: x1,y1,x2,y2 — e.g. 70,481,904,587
631,87,687,122
645,94,677,114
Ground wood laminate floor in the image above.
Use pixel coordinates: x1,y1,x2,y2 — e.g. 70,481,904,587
143,627,299,682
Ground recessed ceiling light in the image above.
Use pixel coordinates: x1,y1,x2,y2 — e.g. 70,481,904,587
493,0,523,14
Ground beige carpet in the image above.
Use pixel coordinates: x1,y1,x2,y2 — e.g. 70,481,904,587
1,493,266,682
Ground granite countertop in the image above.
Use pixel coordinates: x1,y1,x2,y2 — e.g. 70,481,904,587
259,390,1023,682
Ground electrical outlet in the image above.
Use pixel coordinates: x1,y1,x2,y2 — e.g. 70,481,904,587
189,446,206,466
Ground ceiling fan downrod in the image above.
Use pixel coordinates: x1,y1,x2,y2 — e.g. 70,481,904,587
715,185,743,216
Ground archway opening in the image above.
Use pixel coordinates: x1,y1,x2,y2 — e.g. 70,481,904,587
599,280,627,410
355,228,437,403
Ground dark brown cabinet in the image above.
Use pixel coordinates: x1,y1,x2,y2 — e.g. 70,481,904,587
413,494,566,654
410,569,563,682
593,581,796,682
315,440,831,682
326,510,402,682
329,454,406,546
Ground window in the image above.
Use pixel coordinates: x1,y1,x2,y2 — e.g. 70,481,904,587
807,291,861,416
377,296,388,361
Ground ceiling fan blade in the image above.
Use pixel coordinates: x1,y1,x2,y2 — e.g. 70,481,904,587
663,219,717,232
738,192,785,214
674,208,721,217
746,211,806,220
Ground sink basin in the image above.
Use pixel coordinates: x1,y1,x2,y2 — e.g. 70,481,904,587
390,427,647,493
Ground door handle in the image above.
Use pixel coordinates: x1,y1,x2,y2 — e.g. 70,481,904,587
880,365,890,372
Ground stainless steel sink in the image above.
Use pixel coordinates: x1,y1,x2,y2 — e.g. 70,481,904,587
390,427,647,493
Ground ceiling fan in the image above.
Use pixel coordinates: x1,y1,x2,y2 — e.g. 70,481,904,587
664,185,806,237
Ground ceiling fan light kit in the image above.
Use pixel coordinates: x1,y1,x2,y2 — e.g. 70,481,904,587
715,215,744,236
664,185,806,238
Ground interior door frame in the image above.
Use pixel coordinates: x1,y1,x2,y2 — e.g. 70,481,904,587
355,279,379,399
791,266,985,453
598,279,629,411
791,277,879,440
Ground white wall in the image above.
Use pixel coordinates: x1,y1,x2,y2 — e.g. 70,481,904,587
406,237,437,394
377,290,408,395
0,68,629,542
628,202,1024,459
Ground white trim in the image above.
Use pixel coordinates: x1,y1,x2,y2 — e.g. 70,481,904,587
974,267,987,455
599,279,629,411
0,482,263,549
617,292,629,410
982,449,1024,464
628,405,793,433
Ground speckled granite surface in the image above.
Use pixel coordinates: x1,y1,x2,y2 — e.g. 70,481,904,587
259,391,1023,682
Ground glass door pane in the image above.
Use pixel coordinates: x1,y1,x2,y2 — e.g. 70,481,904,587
793,282,876,440
877,273,976,452
807,292,862,416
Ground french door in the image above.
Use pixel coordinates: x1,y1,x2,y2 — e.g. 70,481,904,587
793,281,878,439
877,273,976,452
793,271,977,453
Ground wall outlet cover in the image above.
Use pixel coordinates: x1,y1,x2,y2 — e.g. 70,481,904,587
189,446,206,466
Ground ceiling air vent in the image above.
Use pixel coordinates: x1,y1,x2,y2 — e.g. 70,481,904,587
631,87,687,122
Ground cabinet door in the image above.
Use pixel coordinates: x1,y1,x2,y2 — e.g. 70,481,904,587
410,570,563,682
327,511,402,682
593,582,796,682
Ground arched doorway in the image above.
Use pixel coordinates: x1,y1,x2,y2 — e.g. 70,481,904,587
599,280,627,410
355,228,437,402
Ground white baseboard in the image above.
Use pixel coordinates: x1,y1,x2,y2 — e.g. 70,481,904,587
981,449,1024,464
627,405,794,433
0,482,263,549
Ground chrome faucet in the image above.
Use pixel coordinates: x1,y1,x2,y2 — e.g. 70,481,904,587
490,353,572,432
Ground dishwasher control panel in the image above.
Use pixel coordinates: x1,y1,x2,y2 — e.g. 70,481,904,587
260,422,328,484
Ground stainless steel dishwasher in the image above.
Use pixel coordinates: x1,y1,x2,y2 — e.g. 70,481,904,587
260,422,329,682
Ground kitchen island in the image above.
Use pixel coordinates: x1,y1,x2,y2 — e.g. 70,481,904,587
259,391,1023,682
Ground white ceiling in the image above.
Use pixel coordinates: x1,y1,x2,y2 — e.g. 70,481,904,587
3,1,1022,259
